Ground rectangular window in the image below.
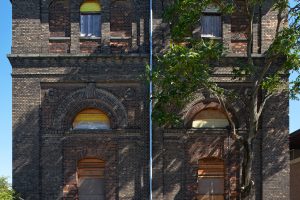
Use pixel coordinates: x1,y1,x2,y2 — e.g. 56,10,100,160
78,159,105,200
201,15,222,38
80,14,101,37
197,158,224,200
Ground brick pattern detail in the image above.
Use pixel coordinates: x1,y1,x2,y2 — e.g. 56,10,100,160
80,39,101,54
49,0,70,37
10,0,289,199
110,39,131,53
231,41,248,54
231,1,249,54
49,40,71,53
110,1,133,38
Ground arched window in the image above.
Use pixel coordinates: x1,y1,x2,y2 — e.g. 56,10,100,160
192,109,229,128
73,108,110,130
197,158,224,200
78,158,105,200
80,0,101,37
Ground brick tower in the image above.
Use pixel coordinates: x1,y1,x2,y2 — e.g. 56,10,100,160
9,0,289,199
9,0,150,199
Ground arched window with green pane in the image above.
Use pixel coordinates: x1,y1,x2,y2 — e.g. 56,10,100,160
80,0,101,37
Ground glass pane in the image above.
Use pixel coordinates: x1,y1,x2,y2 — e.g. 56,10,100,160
87,15,93,36
192,109,229,128
92,15,101,37
201,15,221,37
78,178,105,200
80,15,88,37
80,14,101,37
198,178,224,195
80,0,101,12
73,108,110,130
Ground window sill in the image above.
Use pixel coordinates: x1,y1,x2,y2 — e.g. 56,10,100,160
67,129,113,134
80,36,102,41
49,37,71,41
110,36,131,40
201,36,222,40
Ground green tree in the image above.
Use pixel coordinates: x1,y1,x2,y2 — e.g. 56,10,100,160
0,177,15,200
152,0,300,199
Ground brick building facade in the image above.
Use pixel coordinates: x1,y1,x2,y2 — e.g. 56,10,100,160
8,0,289,199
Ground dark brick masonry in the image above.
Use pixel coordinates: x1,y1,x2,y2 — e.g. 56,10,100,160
9,0,289,199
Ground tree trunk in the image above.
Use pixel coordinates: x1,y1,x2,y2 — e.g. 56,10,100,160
241,139,255,200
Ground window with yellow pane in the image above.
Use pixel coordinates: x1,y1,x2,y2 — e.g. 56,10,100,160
192,109,229,128
73,108,110,130
80,0,101,37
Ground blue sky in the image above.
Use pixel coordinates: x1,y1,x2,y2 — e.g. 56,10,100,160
0,1,299,182
0,0,12,182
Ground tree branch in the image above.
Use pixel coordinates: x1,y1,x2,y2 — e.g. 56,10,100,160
257,92,274,119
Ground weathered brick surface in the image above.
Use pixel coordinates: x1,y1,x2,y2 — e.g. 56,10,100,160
9,0,289,199
12,78,41,199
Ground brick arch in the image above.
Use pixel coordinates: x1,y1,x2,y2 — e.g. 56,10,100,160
72,0,107,12
63,143,118,199
184,100,240,129
53,87,128,131
45,0,108,14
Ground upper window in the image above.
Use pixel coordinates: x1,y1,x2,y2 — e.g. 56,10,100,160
200,5,222,38
80,0,101,37
197,158,224,200
73,108,110,130
192,109,229,128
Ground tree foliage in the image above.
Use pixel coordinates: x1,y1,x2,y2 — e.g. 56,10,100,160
152,39,223,126
151,0,300,198
0,177,15,200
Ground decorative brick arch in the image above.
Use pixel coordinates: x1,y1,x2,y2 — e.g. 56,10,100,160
53,85,128,131
184,99,240,129
43,0,108,15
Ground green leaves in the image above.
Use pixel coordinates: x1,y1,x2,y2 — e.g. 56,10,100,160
152,0,300,126
152,40,223,126
266,1,300,97
0,177,15,200
164,0,234,41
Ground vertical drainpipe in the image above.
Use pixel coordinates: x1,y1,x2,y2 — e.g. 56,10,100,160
149,0,153,199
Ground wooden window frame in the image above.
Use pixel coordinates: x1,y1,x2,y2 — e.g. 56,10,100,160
197,158,225,200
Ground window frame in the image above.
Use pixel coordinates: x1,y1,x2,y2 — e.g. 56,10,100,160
191,109,230,129
197,158,225,200
80,1,102,38
72,108,111,130
77,158,106,199
200,6,222,39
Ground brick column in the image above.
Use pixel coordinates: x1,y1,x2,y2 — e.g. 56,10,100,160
70,11,80,54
